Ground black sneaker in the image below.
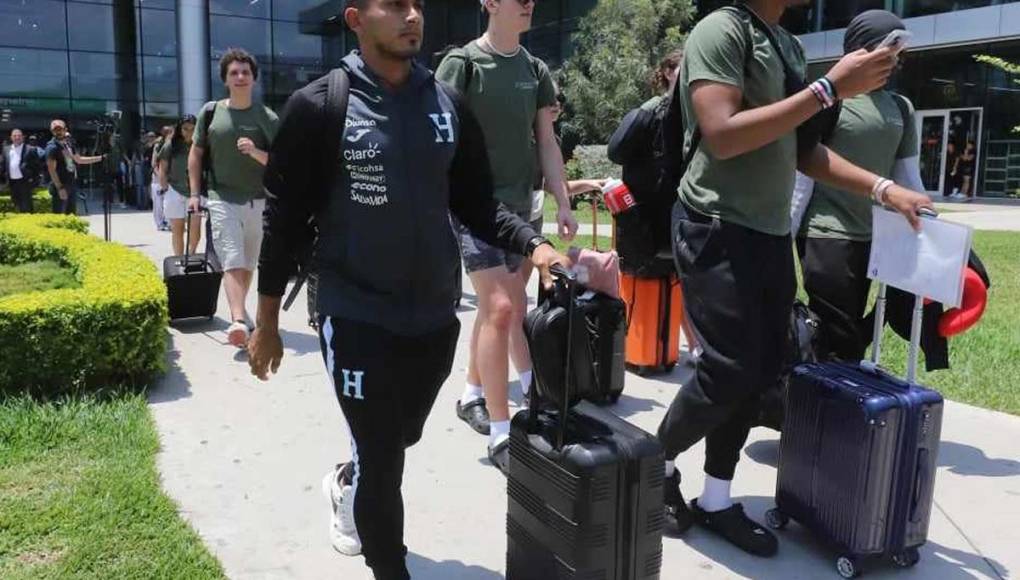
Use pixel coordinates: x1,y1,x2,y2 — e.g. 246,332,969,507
456,398,491,435
690,500,778,557
664,469,693,534
487,438,510,476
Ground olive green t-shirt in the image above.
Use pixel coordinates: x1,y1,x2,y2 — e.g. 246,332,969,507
801,92,918,241
679,9,806,236
193,100,279,204
157,142,191,195
435,41,557,213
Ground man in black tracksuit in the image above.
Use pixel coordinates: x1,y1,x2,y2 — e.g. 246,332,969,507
247,2,567,579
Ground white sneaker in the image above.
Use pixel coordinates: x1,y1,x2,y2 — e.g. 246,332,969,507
227,321,249,348
322,464,362,556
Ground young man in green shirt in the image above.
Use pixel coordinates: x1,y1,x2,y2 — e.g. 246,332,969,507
793,10,925,362
189,48,279,348
435,0,577,473
656,0,933,557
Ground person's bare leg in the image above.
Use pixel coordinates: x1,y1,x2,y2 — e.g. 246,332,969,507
508,262,533,373
223,269,249,323
188,213,202,254
470,267,516,425
466,312,483,387
169,219,185,256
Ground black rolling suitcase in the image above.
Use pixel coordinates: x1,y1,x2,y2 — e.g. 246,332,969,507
527,275,626,406
509,267,663,580
767,283,943,578
164,210,222,321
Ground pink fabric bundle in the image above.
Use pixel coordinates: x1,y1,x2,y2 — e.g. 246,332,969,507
567,247,620,298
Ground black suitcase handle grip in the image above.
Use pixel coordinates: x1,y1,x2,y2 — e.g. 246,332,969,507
910,448,930,523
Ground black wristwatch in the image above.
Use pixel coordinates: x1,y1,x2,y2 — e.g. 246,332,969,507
525,235,552,257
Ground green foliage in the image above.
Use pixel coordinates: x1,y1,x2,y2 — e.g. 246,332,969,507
975,55,1020,133
0,214,168,396
0,261,80,299
572,145,621,181
0,188,52,214
0,394,225,578
560,0,695,144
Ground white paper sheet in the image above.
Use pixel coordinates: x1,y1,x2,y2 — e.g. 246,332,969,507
868,207,973,308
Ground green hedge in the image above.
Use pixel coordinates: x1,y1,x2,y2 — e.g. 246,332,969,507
0,214,168,396
0,187,51,214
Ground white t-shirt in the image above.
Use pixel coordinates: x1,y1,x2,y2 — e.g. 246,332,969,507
8,144,23,180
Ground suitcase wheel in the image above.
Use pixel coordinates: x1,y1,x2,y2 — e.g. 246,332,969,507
765,508,789,531
892,548,920,568
836,556,860,579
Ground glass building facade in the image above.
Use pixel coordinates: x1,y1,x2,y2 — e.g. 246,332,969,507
0,0,593,154
3,1,1016,197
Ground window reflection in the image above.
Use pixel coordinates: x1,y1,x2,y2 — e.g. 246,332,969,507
68,2,117,53
0,48,70,99
0,0,68,51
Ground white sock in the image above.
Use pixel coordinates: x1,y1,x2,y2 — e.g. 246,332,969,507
698,475,733,513
519,370,533,396
489,420,511,448
460,383,483,407
664,460,675,478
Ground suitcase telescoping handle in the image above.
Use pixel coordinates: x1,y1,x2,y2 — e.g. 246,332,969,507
528,264,577,450
184,207,211,269
864,207,939,384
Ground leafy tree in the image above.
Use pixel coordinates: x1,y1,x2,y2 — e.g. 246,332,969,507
559,0,696,146
975,55,1020,133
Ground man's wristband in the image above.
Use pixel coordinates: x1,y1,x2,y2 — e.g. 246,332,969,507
525,235,552,257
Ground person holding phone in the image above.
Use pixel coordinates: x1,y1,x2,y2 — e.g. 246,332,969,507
793,10,928,363
655,0,933,558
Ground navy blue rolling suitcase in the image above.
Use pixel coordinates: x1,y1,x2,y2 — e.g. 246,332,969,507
508,267,664,580
767,283,943,578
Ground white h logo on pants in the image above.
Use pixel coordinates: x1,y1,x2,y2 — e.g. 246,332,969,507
341,369,365,400
429,113,455,143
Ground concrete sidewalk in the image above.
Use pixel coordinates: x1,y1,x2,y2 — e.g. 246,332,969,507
91,209,1016,580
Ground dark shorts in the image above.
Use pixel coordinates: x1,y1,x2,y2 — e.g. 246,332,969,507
455,210,542,274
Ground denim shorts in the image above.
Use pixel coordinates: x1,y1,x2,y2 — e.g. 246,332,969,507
455,210,542,274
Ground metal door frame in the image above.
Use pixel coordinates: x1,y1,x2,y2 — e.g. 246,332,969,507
915,107,984,197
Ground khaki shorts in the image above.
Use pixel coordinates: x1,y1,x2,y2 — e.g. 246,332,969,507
207,198,265,271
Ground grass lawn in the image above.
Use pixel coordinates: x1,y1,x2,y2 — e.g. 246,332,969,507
543,198,613,226
0,261,79,299
549,234,614,254
795,230,1020,415
555,229,1018,415
0,394,225,579
872,231,1020,415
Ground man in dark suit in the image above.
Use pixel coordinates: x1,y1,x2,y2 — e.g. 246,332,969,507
2,129,45,213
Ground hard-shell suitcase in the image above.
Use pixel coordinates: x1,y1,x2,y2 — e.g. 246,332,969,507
526,277,626,407
509,266,664,580
164,211,222,321
620,271,683,375
768,282,944,578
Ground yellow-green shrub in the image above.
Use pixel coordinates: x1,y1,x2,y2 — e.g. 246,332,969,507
0,214,168,395
0,187,51,214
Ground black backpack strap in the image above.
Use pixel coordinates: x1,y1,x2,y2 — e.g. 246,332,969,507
891,92,911,130
820,100,844,144
325,68,351,187
443,50,476,94
200,100,218,195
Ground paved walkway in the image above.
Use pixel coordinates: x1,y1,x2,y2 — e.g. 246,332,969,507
89,208,1017,580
